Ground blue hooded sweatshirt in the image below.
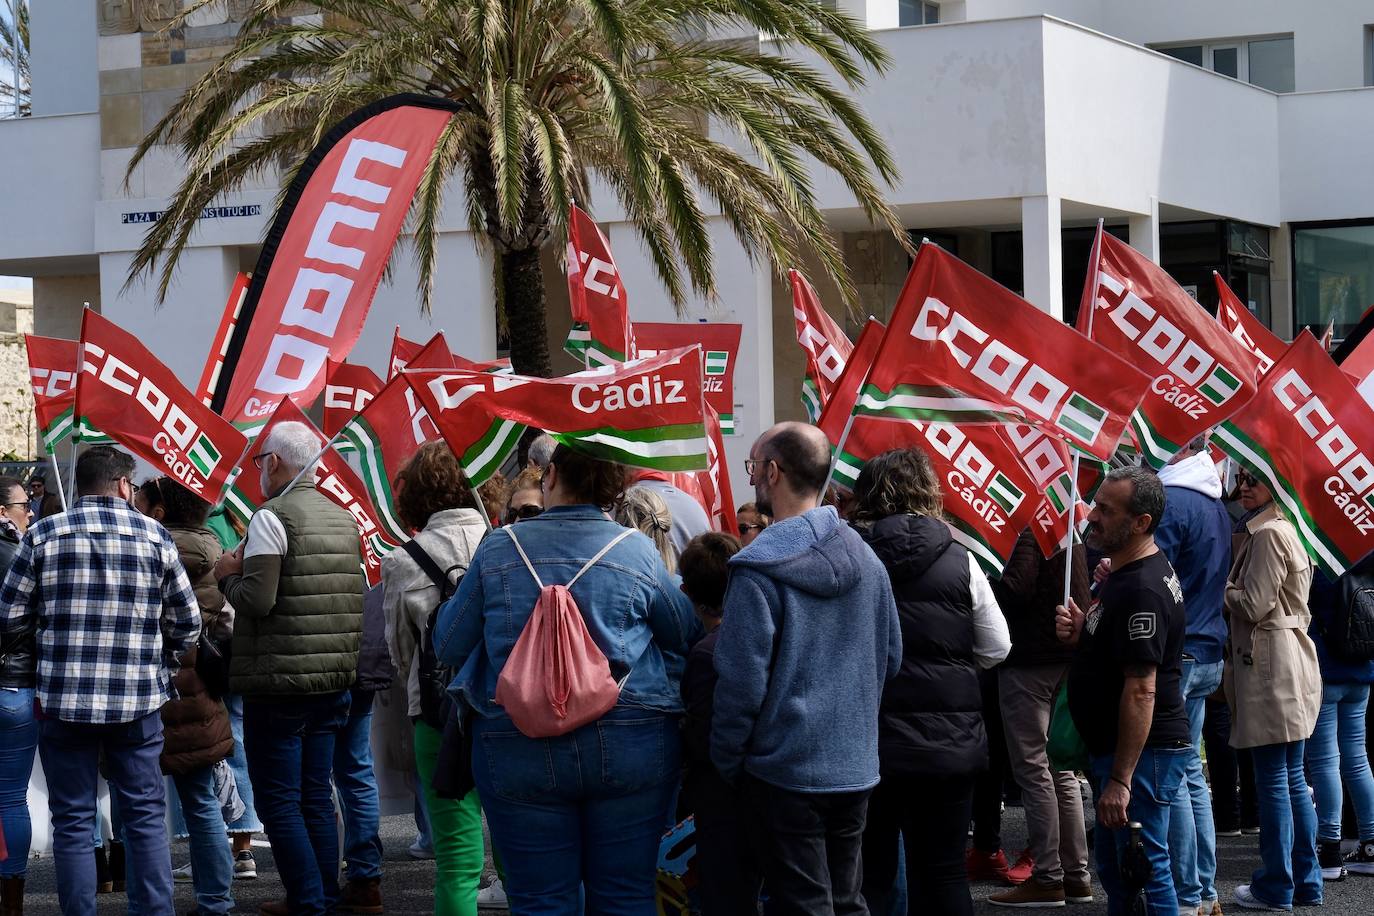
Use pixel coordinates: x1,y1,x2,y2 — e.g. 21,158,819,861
710,506,901,793
1155,452,1231,664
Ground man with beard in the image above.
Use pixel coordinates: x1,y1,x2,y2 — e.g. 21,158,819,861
1057,466,1190,914
711,422,901,914
214,421,365,916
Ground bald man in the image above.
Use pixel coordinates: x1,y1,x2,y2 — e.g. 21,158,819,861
711,422,901,915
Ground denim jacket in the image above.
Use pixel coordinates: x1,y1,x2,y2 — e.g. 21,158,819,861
434,505,699,720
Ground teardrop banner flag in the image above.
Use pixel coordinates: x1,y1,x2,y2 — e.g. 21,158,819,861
1213,331,1374,578
564,203,635,367
323,359,384,440
790,269,854,422
224,397,399,586
407,347,708,482
634,322,741,434
1078,227,1261,467
1215,273,1283,377
338,334,458,543
210,95,460,432
75,310,248,506
194,272,251,407
857,243,1150,462
25,335,81,454
817,319,1033,574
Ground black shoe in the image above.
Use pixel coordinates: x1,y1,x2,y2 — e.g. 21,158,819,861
94,845,112,894
1319,840,1347,882
1345,839,1374,876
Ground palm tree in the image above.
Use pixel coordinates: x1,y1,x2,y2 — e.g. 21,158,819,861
128,0,908,376
0,0,29,119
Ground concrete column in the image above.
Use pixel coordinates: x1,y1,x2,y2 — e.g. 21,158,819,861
1021,196,1063,318
1128,197,1161,264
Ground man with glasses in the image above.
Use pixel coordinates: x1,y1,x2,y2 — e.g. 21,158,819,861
711,422,901,915
27,475,61,520
0,446,200,916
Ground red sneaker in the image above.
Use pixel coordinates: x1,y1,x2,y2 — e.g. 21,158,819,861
1004,848,1035,886
966,848,1011,882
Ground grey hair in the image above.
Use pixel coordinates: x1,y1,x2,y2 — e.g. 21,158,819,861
527,433,557,471
1104,465,1165,535
615,486,677,574
260,420,322,474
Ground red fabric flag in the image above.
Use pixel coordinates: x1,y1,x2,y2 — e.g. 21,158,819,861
564,204,634,367
212,96,459,429
76,310,247,505
789,269,854,422
998,424,1092,558
634,322,741,435
1078,228,1261,467
859,244,1149,462
1214,273,1283,377
1214,331,1374,578
669,405,738,535
194,272,250,407
323,360,383,439
25,335,80,454
390,328,512,380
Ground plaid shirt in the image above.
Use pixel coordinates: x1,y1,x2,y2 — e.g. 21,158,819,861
0,495,199,724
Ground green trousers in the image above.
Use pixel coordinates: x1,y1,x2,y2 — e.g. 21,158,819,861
415,721,485,916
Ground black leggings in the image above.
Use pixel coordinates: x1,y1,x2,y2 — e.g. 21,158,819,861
862,772,976,916
1203,694,1258,830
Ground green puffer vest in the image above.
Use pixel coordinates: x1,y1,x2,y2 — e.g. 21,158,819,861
229,483,363,697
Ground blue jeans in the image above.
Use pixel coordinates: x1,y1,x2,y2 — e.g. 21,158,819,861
1250,740,1322,907
38,712,173,916
0,688,37,878
1169,657,1223,907
243,692,350,916
223,693,262,834
473,707,681,915
333,688,383,880
174,765,235,914
1089,747,1190,916
1308,682,1374,842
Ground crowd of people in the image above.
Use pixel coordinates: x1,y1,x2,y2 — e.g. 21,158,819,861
0,418,1372,916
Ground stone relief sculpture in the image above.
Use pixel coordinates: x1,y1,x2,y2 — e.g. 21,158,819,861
97,0,140,36
139,0,182,32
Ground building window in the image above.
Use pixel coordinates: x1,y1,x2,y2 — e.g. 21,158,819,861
1154,36,1295,93
900,1,939,27
1293,220,1374,342
1365,26,1374,87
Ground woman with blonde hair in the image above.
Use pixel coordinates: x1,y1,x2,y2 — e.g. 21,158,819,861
616,485,677,574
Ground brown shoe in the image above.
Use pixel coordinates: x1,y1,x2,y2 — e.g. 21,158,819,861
1065,878,1094,904
335,878,384,914
988,881,1066,908
1204,902,1224,916
258,902,290,916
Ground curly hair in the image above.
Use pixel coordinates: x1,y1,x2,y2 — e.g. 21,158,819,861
393,441,474,532
850,447,942,524
548,444,626,512
137,476,210,526
616,487,676,574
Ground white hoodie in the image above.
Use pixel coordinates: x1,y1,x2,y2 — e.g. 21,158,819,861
1157,449,1224,499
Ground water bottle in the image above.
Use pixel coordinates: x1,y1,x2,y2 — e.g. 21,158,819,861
1122,821,1151,915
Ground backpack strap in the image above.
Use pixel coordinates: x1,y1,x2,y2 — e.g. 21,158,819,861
504,526,636,590
402,539,462,599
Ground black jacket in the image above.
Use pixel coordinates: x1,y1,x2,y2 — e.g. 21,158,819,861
993,528,1088,668
858,514,985,777
0,527,34,688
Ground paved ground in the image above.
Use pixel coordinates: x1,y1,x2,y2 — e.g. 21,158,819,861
17,806,1374,913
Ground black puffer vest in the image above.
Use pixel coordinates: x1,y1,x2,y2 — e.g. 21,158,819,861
858,514,986,777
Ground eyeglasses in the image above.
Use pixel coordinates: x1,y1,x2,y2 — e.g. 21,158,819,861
1,501,28,511
507,504,543,522
252,452,276,470
744,457,783,477
739,523,766,532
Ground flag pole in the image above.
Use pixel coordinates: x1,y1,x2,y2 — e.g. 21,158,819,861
1062,219,1105,610
470,486,493,533
66,439,82,503
48,452,67,508
822,410,857,498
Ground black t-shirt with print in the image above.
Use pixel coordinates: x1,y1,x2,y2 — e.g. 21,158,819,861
1067,550,1190,756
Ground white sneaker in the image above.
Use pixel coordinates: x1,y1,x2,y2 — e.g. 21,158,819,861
477,878,508,910
1233,885,1287,911
407,835,435,860
172,862,194,884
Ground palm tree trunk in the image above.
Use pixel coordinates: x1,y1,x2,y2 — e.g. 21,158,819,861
501,245,552,377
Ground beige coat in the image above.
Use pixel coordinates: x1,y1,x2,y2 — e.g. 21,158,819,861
1222,504,1321,749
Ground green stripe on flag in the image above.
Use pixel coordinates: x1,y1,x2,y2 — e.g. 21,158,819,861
718,414,734,436
1199,364,1242,407
987,472,1024,515
41,406,76,453
855,383,1026,426
1130,409,1186,470
1056,393,1107,447
460,418,525,488
704,351,728,376
800,377,822,424
188,434,221,478
550,422,708,472
562,323,626,366
339,416,409,544
945,515,1007,576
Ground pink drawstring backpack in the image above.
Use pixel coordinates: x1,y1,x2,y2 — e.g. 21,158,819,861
494,526,636,738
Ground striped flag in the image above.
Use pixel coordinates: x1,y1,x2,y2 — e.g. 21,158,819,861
564,204,635,367
193,273,250,407
1215,273,1282,377
857,243,1149,462
1079,227,1261,467
323,359,383,441
1213,331,1374,578
634,322,741,435
789,269,853,423
407,347,708,481
25,335,82,454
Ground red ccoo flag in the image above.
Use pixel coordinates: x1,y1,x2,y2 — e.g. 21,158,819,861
790,269,854,423
1214,273,1283,377
564,203,634,367
323,359,383,440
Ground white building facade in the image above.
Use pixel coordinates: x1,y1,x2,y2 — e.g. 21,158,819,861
3,1,1374,475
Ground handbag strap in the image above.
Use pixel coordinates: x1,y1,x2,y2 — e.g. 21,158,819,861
504,526,636,590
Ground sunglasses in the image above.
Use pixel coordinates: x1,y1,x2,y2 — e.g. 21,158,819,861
739,523,766,533
1237,472,1259,488
508,504,543,522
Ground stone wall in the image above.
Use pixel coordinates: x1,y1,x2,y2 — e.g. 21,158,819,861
0,295,37,459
